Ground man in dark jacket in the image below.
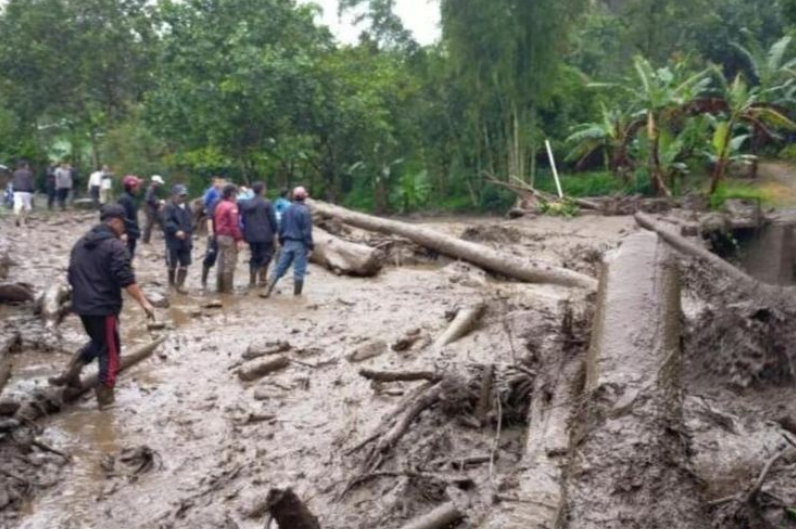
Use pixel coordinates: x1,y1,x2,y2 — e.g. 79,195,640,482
263,186,313,297
117,175,143,259
11,160,35,228
239,181,278,287
163,184,193,294
49,205,155,408
142,175,165,244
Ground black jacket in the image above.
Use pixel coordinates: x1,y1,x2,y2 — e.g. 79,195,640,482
240,196,278,244
162,201,193,250
117,191,141,240
279,202,313,250
68,224,137,316
144,185,160,213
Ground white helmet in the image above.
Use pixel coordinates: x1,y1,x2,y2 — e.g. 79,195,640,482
151,175,165,185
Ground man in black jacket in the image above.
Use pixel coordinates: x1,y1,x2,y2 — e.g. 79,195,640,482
163,184,193,294
49,205,155,408
239,181,278,287
117,175,143,259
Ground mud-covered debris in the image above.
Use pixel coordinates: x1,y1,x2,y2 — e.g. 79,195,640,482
202,300,223,309
392,328,423,352
461,225,521,245
264,488,322,529
243,340,291,361
118,445,162,476
345,339,388,363
441,262,487,288
142,283,170,309
237,356,290,382
0,282,35,304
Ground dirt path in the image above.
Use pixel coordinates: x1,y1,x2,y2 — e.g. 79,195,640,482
0,210,633,529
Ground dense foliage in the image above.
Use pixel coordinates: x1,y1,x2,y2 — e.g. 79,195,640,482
1,0,795,210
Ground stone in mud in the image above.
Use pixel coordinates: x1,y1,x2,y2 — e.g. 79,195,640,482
565,232,707,529
142,283,170,309
345,339,388,363
243,340,291,360
203,300,224,309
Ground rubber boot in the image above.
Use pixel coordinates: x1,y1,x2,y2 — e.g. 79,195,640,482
294,280,304,296
95,385,115,410
201,266,210,289
176,268,189,295
48,356,85,389
249,266,257,288
260,279,277,299
258,265,269,287
168,269,176,288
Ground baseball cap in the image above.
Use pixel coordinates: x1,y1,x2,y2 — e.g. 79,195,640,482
172,184,188,196
100,204,126,221
152,175,165,185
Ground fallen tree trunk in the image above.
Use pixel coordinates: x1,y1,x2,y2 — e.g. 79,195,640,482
398,501,464,529
309,201,597,290
312,227,385,277
433,302,485,349
0,333,20,395
237,356,290,382
565,232,707,528
15,338,166,423
635,211,762,291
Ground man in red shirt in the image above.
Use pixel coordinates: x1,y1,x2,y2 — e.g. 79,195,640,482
213,184,243,293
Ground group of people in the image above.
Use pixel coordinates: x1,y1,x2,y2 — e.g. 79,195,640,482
46,173,315,409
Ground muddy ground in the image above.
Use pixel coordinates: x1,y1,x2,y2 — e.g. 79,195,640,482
0,203,795,529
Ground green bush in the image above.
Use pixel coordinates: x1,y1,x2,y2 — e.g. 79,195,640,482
536,170,625,197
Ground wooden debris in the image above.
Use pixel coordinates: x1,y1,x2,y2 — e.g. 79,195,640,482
345,339,388,363
312,227,385,277
243,341,291,361
310,200,598,290
0,332,20,394
433,302,486,349
237,356,291,382
359,369,441,383
397,501,464,529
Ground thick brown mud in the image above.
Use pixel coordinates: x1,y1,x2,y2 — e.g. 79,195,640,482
1,207,795,529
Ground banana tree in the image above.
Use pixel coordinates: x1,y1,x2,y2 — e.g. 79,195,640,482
565,103,639,179
591,57,712,196
703,119,755,180
732,32,796,104
708,74,796,193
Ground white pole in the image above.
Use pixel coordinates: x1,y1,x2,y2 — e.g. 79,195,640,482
545,139,564,199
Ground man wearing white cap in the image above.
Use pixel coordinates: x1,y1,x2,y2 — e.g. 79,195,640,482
263,186,314,297
143,175,166,244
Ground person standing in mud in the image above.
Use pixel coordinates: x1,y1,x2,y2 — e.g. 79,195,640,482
100,166,113,205
117,175,143,259
200,177,225,289
213,184,243,293
49,204,155,408
263,186,313,297
142,175,166,244
45,163,57,211
163,184,193,294
11,160,35,228
239,181,278,288
54,161,73,211
87,166,104,209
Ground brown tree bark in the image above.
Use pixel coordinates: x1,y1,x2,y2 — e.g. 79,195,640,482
312,227,385,277
309,201,598,290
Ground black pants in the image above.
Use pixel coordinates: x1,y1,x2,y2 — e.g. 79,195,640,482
143,208,162,244
56,188,70,210
167,244,192,269
248,241,274,270
77,315,121,388
127,238,138,260
90,186,100,208
203,236,218,269
47,186,56,210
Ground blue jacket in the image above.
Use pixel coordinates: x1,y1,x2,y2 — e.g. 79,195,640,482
279,202,313,250
274,197,291,225
203,187,220,215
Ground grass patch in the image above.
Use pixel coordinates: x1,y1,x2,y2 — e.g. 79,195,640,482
709,181,776,210
535,171,626,197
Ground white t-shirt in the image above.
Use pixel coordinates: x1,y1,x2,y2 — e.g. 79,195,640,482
101,176,113,191
88,171,103,189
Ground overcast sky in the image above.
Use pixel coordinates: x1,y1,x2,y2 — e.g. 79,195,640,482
302,0,441,45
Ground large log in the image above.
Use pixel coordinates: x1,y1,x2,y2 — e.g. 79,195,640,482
312,227,385,277
565,232,706,529
635,211,761,290
309,201,597,290
15,338,166,423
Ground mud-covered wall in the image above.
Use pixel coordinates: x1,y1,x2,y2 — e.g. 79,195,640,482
742,215,796,286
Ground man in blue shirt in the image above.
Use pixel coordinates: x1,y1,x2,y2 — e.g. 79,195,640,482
262,186,313,297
